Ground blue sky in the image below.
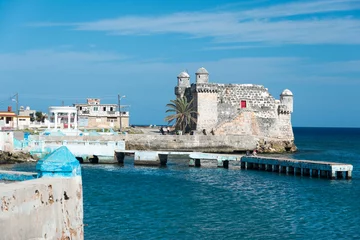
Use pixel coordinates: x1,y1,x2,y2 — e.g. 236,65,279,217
0,0,359,127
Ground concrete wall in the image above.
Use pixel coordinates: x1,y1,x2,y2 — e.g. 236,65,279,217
125,134,257,152
0,147,84,239
0,132,14,151
28,134,295,153
0,177,83,239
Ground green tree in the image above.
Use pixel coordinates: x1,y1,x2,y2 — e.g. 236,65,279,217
165,97,198,133
35,111,43,122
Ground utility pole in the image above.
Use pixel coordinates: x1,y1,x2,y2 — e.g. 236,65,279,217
118,94,121,131
16,93,19,130
11,93,19,130
118,94,126,131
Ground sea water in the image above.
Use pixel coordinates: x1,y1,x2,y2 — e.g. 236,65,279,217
6,128,360,239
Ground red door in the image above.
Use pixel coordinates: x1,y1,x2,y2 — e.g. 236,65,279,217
241,100,246,108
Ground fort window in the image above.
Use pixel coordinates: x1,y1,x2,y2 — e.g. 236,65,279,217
241,100,247,108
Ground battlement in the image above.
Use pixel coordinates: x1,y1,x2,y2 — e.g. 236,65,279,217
191,83,218,93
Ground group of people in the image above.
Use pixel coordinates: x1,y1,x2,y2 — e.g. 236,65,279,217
246,150,258,156
159,126,171,135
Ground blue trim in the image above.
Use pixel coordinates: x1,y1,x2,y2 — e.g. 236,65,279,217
36,146,81,178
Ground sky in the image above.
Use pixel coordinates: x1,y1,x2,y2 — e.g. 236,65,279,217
0,0,359,127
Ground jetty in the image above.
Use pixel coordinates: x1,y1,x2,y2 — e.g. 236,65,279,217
241,156,353,180
114,150,353,180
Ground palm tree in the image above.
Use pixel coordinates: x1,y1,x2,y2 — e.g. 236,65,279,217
165,97,198,133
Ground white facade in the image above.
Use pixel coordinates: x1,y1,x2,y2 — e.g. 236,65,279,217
48,106,78,130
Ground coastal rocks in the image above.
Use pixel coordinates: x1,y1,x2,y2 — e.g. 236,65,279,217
256,139,297,153
0,151,37,164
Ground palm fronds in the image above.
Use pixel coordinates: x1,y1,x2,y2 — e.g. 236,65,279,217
165,97,197,132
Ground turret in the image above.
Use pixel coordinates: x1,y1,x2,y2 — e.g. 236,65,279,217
280,89,293,113
195,67,209,84
175,71,190,98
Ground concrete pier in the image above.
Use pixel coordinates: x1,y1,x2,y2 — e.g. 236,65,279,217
241,156,353,180
114,150,353,180
114,150,242,168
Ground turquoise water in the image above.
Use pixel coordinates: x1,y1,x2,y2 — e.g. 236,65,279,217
6,127,360,239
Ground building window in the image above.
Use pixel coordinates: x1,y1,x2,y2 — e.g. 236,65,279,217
94,107,98,111
241,100,247,108
103,107,106,111
110,107,113,111
79,106,82,110
107,117,117,122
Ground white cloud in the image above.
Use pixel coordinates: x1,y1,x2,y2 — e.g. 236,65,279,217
0,49,128,71
0,49,358,85
29,0,360,45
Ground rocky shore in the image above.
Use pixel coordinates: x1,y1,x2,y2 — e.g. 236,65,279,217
257,139,297,153
0,151,37,164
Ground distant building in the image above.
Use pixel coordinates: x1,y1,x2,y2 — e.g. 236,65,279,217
0,106,31,130
19,106,36,121
73,98,129,129
47,106,77,130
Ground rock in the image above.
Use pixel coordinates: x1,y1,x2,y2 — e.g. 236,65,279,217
257,139,297,153
0,151,37,164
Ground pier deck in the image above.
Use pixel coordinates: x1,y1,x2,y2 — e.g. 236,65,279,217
241,156,353,179
114,150,353,180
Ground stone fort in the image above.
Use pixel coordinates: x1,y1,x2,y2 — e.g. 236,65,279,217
175,67,295,152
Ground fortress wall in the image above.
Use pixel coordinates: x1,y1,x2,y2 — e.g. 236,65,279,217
217,84,277,122
194,92,218,131
277,114,294,139
212,84,294,139
125,134,257,153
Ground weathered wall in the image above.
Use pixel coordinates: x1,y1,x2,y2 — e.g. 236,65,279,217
217,84,277,121
194,92,218,131
0,146,84,239
201,83,293,141
0,132,13,151
28,134,295,153
0,176,83,239
125,134,257,152
191,83,218,131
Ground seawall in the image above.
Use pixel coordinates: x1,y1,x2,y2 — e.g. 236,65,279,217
0,146,84,239
28,134,296,153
